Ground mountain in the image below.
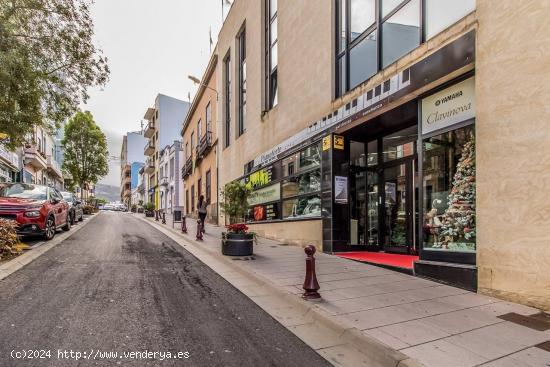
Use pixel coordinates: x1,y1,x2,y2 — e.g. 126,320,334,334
94,184,120,202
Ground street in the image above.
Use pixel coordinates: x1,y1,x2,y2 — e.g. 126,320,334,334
0,212,330,367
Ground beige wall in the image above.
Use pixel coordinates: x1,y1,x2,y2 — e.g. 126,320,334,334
182,59,218,222
476,0,550,311
248,220,323,250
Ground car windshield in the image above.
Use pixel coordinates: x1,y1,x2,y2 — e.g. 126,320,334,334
61,192,73,200
0,183,48,200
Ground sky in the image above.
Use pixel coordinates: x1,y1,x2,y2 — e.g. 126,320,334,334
80,0,229,187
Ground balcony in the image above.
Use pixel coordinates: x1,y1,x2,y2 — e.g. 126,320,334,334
195,131,213,164
160,176,169,186
46,155,63,179
24,145,47,170
144,120,156,139
144,158,155,174
120,183,131,199
0,145,19,170
182,156,193,178
144,140,155,156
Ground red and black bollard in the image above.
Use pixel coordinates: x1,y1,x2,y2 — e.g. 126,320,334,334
302,245,321,300
155,210,159,221
162,211,166,224
196,219,203,241
181,216,187,233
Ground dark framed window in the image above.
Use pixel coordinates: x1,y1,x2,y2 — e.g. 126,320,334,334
190,132,195,152
191,185,195,212
198,178,202,199
238,27,247,136
185,189,189,214
265,0,278,109
205,101,212,135
197,119,202,145
205,170,211,204
223,53,232,148
336,0,475,96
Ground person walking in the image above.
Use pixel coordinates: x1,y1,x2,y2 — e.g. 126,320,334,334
198,195,207,234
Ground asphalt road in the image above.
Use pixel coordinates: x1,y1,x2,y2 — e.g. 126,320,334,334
0,211,330,367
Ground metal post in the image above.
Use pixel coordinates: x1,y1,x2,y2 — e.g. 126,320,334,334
155,210,159,221
196,218,203,241
162,211,166,224
182,216,187,233
302,245,321,300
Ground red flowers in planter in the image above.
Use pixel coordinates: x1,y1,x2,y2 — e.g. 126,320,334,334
226,223,249,234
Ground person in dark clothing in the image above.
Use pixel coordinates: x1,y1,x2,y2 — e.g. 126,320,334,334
198,195,207,233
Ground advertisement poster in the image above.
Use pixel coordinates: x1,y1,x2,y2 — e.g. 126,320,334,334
247,183,281,206
334,176,348,204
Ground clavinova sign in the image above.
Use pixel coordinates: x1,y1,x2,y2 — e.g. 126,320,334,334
421,76,475,135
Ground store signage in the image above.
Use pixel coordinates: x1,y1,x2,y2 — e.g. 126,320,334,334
248,183,281,206
245,166,273,190
334,176,348,204
421,77,475,135
322,136,331,151
251,31,475,170
334,135,344,150
252,202,280,221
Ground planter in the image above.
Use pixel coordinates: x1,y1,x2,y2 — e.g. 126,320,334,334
222,233,254,256
145,211,155,217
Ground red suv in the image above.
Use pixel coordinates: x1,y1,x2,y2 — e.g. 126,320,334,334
0,183,71,240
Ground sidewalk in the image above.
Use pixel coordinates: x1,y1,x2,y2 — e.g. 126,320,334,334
142,213,550,367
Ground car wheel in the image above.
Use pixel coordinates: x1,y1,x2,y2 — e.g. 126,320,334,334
43,216,56,240
78,213,83,222
62,214,71,231
70,212,76,225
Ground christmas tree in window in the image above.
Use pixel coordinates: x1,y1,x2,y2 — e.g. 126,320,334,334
439,133,476,251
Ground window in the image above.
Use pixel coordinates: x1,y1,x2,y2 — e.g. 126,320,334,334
265,0,278,109
423,125,475,253
185,142,189,160
186,189,189,214
205,102,212,136
197,119,202,145
337,0,473,96
191,132,195,153
170,158,174,180
205,170,211,204
238,27,247,136
191,185,195,211
224,54,232,147
198,178,202,199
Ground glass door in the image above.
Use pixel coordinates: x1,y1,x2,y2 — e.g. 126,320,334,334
382,160,415,254
366,169,380,248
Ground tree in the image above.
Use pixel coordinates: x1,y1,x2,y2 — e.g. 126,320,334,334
0,0,109,150
439,133,476,250
62,111,108,200
220,181,251,224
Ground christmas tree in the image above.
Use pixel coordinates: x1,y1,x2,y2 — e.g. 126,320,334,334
439,133,476,250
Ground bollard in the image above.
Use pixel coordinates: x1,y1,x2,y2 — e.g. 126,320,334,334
196,218,203,241
162,211,166,224
302,245,321,300
181,216,187,233
155,210,159,221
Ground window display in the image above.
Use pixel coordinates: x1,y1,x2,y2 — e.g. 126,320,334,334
282,143,321,176
282,169,321,199
423,125,475,252
283,194,321,219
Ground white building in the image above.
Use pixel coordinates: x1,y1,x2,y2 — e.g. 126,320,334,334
158,141,183,214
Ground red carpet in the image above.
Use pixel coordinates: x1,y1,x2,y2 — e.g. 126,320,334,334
336,252,419,269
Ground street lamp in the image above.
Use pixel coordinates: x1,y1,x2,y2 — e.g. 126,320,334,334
188,75,218,101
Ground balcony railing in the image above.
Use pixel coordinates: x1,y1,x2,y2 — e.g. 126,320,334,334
182,156,193,178
195,131,213,163
160,176,169,186
46,155,63,179
144,140,155,156
24,145,47,170
144,158,155,174
143,120,156,139
0,145,19,169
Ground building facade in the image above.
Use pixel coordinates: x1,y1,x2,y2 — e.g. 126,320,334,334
142,94,189,210
120,131,147,206
158,141,184,214
213,0,550,310
182,55,219,223
20,126,64,189
0,144,20,183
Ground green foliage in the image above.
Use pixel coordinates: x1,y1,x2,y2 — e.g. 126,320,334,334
0,218,22,259
0,0,109,150
143,202,155,212
220,181,251,223
62,111,109,191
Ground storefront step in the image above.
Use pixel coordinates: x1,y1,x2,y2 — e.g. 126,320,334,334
414,260,477,292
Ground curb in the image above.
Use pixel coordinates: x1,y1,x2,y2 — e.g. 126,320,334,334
137,215,425,367
0,213,100,282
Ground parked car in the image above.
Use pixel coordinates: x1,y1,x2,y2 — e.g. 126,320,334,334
103,204,114,211
61,191,84,224
0,183,71,240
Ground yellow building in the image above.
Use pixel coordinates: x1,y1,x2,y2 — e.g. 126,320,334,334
182,54,219,224
212,0,550,310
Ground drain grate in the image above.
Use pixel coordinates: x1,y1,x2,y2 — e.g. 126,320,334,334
498,312,550,331
231,256,256,261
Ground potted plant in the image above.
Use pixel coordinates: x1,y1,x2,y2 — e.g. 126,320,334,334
220,181,253,256
143,202,155,217
222,223,254,256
